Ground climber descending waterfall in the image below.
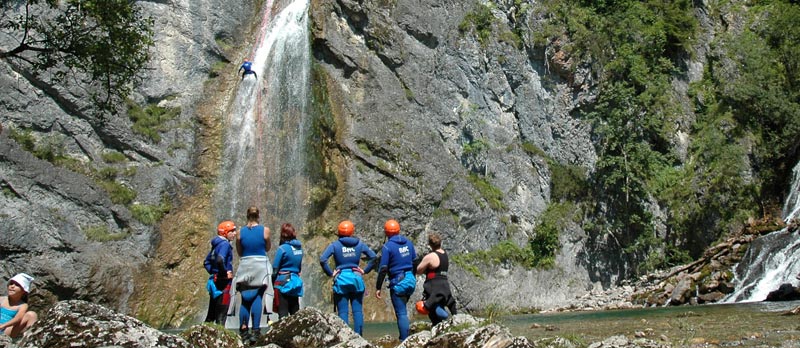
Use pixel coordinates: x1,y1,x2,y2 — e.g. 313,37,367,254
725,161,800,303
214,0,311,225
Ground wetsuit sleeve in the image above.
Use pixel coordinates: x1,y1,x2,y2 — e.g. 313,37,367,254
375,245,390,289
222,243,234,272
361,243,378,274
319,243,335,277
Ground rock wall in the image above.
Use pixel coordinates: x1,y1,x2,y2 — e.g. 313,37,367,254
309,0,600,312
0,0,256,313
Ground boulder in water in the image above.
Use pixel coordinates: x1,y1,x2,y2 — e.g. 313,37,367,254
765,283,800,301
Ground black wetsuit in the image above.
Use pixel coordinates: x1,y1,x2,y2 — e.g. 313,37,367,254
422,251,457,324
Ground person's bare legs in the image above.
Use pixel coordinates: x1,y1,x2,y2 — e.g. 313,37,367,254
5,310,37,338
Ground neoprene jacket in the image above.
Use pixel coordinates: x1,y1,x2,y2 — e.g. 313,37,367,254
319,237,376,276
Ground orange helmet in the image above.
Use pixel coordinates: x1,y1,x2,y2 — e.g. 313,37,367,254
217,221,236,236
415,300,429,315
384,219,400,236
338,220,355,237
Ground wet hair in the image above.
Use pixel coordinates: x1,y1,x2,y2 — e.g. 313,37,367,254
246,206,260,222
428,233,442,250
280,223,296,243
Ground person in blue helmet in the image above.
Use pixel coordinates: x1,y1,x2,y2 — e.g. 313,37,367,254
272,223,304,319
319,220,376,336
239,60,257,80
233,206,272,343
416,233,457,325
203,220,237,325
374,219,417,341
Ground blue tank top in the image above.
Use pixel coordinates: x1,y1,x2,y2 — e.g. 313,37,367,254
239,225,267,257
0,307,18,324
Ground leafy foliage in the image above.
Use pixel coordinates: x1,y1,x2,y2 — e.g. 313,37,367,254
0,0,154,113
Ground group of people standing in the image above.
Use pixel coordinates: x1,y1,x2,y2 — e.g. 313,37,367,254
203,206,303,342
203,207,456,343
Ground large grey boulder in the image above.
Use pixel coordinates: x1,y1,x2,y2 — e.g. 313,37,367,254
14,300,192,348
258,307,374,348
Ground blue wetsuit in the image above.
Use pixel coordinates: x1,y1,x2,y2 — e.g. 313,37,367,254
238,225,267,331
239,61,257,80
272,239,303,318
376,235,417,340
204,236,234,324
319,236,376,335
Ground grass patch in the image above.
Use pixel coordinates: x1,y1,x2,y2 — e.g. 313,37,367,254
127,100,181,143
131,198,171,225
85,225,129,242
458,2,495,45
100,181,137,205
102,151,127,163
467,173,505,210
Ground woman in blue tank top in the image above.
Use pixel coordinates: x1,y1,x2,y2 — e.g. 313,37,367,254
233,206,272,343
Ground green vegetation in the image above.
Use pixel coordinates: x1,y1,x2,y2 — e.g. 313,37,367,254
463,139,489,155
101,181,136,205
127,101,181,143
459,2,496,45
84,225,129,242
533,0,800,272
131,198,171,225
102,151,127,163
466,173,506,210
0,0,154,113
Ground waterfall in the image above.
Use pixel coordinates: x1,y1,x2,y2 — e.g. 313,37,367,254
725,160,800,302
214,0,311,230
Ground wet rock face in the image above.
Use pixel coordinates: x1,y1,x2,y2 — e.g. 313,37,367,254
310,0,598,313
0,0,254,313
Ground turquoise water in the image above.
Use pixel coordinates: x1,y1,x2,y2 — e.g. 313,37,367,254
363,301,800,346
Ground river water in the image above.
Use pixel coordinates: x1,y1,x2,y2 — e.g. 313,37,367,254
362,301,800,346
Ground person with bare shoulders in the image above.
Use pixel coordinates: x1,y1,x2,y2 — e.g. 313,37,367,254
0,273,37,338
233,206,272,343
415,233,456,325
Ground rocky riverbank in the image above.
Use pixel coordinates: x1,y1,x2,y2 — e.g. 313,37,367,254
0,300,675,348
546,217,795,313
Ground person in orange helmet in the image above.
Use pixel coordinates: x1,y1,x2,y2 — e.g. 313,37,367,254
204,220,236,325
319,220,376,336
374,219,417,341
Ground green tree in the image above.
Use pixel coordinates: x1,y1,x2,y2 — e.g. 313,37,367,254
0,0,154,112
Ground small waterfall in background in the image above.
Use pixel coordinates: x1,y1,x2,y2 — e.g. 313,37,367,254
725,160,800,302
212,0,313,312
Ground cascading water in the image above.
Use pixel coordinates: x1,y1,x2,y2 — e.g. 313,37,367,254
211,0,312,322
214,0,310,230
725,160,800,302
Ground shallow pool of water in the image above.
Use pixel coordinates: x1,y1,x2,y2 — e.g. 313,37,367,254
363,301,800,346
